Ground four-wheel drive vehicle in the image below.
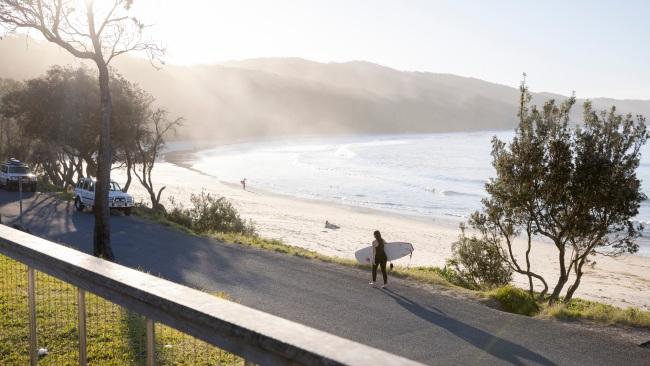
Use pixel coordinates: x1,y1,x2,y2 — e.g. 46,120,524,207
74,177,134,215
0,159,37,192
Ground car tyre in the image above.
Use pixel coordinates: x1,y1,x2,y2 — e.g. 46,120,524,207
124,207,132,216
74,197,85,212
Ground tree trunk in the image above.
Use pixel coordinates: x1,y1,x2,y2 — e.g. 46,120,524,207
93,63,114,260
123,148,132,192
525,226,534,296
154,186,166,211
564,257,586,303
549,244,568,303
502,222,548,299
148,188,158,210
83,154,97,178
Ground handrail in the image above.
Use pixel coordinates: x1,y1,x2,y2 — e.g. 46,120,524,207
0,225,423,366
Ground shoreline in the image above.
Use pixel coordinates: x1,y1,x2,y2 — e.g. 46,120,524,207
115,149,650,311
164,148,464,228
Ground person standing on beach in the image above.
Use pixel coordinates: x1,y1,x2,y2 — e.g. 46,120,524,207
241,178,247,190
370,230,388,288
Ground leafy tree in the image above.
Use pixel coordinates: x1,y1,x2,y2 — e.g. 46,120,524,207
2,66,100,186
1,65,179,212
111,80,156,194
133,107,181,211
1,66,140,186
0,0,163,260
470,80,648,303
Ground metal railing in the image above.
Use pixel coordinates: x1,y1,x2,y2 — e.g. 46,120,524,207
0,225,422,365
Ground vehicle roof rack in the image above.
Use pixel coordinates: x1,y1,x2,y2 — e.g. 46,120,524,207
7,158,26,166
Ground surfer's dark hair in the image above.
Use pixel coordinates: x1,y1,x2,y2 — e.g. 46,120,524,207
373,230,382,239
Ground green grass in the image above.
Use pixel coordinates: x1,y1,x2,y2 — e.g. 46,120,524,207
34,177,74,201
135,204,650,329
483,285,650,328
134,205,457,288
211,231,456,288
0,254,242,365
483,285,539,316
538,298,650,328
132,205,195,235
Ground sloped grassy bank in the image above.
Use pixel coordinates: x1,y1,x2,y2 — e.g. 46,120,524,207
133,203,650,330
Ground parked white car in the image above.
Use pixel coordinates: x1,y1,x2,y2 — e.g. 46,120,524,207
74,177,134,215
0,158,37,192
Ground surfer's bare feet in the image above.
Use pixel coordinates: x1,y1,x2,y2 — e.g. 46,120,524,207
381,284,387,289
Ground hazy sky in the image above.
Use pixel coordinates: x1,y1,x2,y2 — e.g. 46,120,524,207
131,0,649,99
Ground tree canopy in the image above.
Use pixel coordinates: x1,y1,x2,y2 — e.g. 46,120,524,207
467,81,648,303
0,66,179,210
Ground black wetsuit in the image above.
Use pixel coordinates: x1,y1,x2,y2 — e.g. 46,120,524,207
373,239,388,284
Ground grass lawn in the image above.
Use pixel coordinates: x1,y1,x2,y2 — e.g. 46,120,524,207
0,254,242,365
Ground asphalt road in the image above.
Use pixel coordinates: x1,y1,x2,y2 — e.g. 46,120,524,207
0,191,648,365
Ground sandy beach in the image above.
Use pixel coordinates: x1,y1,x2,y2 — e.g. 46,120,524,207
113,156,650,311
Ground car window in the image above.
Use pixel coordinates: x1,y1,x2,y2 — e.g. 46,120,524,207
110,182,122,191
1,166,6,173
82,181,89,190
8,166,29,174
89,181,95,192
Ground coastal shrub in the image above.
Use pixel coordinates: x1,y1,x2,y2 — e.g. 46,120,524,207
447,227,512,290
165,197,194,229
166,192,256,236
486,285,539,316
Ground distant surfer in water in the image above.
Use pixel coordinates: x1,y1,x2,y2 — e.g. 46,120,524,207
370,230,388,288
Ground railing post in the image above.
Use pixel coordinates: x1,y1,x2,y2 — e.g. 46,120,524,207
146,317,155,366
78,288,87,366
27,267,37,366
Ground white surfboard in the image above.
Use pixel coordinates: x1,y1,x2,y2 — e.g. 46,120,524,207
354,242,414,264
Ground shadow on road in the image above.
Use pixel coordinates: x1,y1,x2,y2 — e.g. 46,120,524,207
382,288,556,366
0,191,264,290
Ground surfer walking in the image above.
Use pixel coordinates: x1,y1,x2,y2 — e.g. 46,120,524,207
240,178,247,190
370,230,388,288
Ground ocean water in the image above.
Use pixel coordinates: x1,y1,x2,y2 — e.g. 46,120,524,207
191,131,650,256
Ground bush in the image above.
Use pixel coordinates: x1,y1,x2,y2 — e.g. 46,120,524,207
165,197,193,229
447,227,512,290
166,192,256,236
487,285,539,316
